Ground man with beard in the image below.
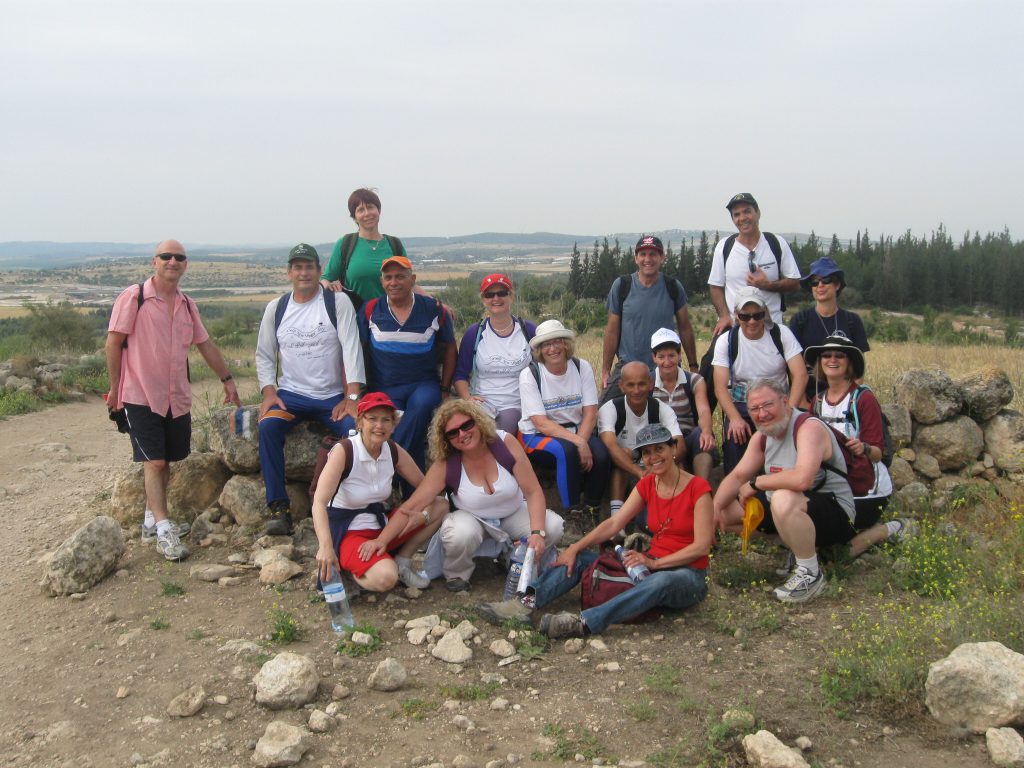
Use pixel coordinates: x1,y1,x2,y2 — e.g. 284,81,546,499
712,378,856,603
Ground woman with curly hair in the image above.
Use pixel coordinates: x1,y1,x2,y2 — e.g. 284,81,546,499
360,399,563,592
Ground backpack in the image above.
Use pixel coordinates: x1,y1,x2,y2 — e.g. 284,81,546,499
612,396,662,437
698,323,787,415
274,287,362,338
337,232,405,288
443,436,518,511
580,548,660,623
722,232,787,312
814,385,895,468
469,317,535,383
781,412,875,496
528,358,582,390
308,436,398,501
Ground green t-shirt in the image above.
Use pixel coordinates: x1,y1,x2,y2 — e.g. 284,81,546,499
324,235,405,301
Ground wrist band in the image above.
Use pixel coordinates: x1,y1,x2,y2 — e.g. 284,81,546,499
220,374,233,383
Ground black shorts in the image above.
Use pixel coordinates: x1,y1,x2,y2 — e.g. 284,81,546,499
756,490,857,548
125,404,191,463
853,496,890,531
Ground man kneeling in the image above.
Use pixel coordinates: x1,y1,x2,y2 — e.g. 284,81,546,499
713,378,857,603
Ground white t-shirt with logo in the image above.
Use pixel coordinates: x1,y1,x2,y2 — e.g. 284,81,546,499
518,358,598,435
597,398,682,451
276,296,343,398
707,233,801,324
473,323,532,413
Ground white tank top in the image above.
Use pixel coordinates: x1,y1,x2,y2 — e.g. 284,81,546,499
450,431,524,519
329,433,395,531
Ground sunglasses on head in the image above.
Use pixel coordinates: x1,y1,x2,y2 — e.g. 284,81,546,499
809,276,837,287
444,417,476,441
737,310,766,322
157,252,187,262
483,289,509,299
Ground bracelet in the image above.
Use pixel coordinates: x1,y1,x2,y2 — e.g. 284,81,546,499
421,510,431,525
220,374,233,383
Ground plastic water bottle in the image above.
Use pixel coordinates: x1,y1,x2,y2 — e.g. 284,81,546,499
516,545,537,594
323,565,355,632
615,544,651,584
503,538,529,600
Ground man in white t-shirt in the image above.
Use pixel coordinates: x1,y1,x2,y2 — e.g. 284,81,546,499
597,361,682,520
256,243,366,536
708,193,801,335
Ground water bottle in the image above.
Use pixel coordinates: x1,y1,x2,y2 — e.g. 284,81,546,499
503,538,529,600
516,545,537,595
615,544,651,584
323,565,356,632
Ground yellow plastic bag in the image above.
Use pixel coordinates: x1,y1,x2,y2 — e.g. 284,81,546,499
741,497,764,556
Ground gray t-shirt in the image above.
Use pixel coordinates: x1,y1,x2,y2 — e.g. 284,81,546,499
606,273,687,368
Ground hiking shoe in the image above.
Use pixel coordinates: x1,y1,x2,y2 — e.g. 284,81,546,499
398,563,431,589
623,531,651,552
156,527,190,561
476,597,533,626
446,578,471,593
775,549,796,576
264,503,293,537
774,565,826,603
141,518,191,544
890,517,918,543
539,611,587,638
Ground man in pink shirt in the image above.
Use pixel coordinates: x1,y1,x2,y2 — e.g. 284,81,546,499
105,239,240,560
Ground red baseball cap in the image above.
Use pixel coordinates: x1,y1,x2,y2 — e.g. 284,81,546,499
357,392,397,416
479,273,512,293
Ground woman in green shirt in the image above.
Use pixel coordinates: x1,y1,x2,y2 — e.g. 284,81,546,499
321,188,407,301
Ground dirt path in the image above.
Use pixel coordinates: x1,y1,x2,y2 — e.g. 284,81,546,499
0,396,996,768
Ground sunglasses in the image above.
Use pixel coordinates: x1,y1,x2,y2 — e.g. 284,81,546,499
444,417,476,441
737,310,766,322
483,289,510,299
747,251,758,273
820,351,847,360
809,276,837,287
157,252,187,262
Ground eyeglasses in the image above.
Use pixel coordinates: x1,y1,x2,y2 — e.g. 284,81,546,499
540,339,564,349
157,253,187,262
736,311,766,322
444,417,476,441
820,351,847,360
483,289,509,299
809,276,837,287
748,399,781,415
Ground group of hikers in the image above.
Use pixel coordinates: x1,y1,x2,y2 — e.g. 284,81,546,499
104,189,912,640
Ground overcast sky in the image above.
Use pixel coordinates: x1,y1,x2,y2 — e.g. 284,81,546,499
1,0,1020,245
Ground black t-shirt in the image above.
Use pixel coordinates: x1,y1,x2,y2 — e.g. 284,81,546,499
788,307,870,401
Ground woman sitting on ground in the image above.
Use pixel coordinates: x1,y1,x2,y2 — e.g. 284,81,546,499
496,424,713,638
311,392,446,592
360,399,564,593
453,273,537,434
517,319,611,522
804,335,911,557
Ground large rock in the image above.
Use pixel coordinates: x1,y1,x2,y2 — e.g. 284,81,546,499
888,456,916,490
894,368,963,425
896,482,930,509
741,730,810,768
109,453,230,526
42,516,125,596
253,652,319,709
925,642,1024,732
218,474,267,528
209,405,326,480
987,727,1024,767
166,684,206,717
957,367,1014,422
259,556,303,585
881,402,913,447
913,452,943,479
252,721,312,767
913,416,985,471
984,410,1024,473
109,464,147,526
367,658,408,691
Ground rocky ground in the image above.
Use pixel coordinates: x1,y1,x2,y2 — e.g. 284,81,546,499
0,390,1007,768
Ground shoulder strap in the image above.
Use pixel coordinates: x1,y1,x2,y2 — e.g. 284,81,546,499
341,286,362,312
848,385,868,433
339,437,355,482
613,398,627,435
646,396,660,426
273,292,291,333
663,275,680,306
445,453,462,496
136,282,146,310
763,232,786,311
727,326,739,373
323,290,338,329
363,296,379,322
468,321,486,382
571,357,581,374
769,324,785,358
489,435,517,474
387,439,398,467
339,233,358,286
384,234,405,256
722,234,738,263
519,317,534,342
681,370,697,422
616,274,632,308
529,360,542,390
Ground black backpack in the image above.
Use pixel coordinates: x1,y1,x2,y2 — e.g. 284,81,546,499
697,325,785,414
722,232,786,312
612,396,662,436
528,358,582,389
337,232,405,288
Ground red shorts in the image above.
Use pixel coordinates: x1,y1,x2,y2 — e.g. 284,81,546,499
338,512,420,578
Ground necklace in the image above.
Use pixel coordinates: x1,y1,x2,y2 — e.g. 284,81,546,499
489,318,514,335
363,236,385,251
816,308,839,337
651,468,683,542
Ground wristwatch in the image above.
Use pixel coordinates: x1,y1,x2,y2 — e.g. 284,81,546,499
530,529,546,538
347,393,359,402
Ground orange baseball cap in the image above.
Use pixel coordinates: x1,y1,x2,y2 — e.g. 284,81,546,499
380,255,412,271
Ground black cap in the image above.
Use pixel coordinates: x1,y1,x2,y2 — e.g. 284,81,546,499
726,193,759,212
634,235,664,254
288,243,320,264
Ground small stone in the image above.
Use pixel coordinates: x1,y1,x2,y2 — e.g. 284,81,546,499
408,626,431,645
213,695,229,705
986,727,1024,767
563,638,584,654
405,614,440,630
453,620,478,640
795,736,813,751
69,592,87,601
166,684,206,717
218,576,244,587
485,761,507,768
308,709,335,733
252,720,312,767
706,652,715,663
218,639,263,657
331,684,350,700
452,756,478,768
259,557,303,585
117,628,143,647
490,697,510,711
489,639,516,658
452,714,475,731
721,709,756,733
103,611,118,623
586,638,609,653
497,654,521,667
742,730,810,768
116,686,129,699
596,662,621,672
350,631,373,646
432,629,473,664
367,657,407,691
189,564,235,582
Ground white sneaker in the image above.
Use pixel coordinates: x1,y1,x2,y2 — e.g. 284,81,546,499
397,563,430,589
141,519,191,544
774,565,826,603
156,527,190,561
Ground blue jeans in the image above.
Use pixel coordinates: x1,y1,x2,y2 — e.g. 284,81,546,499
258,389,354,507
531,550,708,634
379,380,442,471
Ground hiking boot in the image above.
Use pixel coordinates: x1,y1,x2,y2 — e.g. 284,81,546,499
476,597,533,626
623,531,651,552
141,518,191,544
539,611,587,638
264,502,293,537
775,549,796,576
397,563,431,590
773,565,826,603
445,578,471,593
156,527,190,561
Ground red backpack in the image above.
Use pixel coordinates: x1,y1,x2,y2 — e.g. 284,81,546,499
580,548,660,623
777,413,875,496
